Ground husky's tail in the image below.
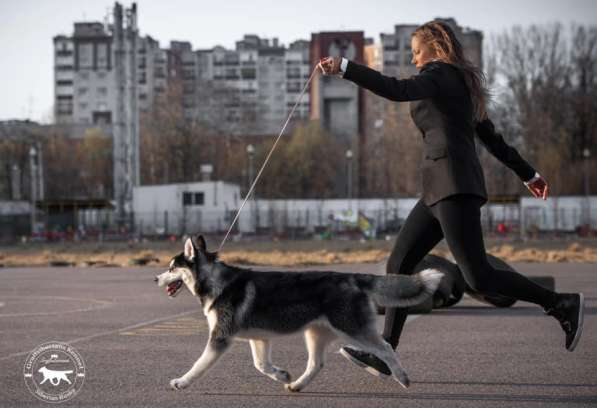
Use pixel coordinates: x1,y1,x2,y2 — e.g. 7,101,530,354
363,269,443,307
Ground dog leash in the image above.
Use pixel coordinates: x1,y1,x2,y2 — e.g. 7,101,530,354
217,65,320,253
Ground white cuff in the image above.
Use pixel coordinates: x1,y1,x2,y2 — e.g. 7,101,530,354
523,172,541,185
340,58,348,77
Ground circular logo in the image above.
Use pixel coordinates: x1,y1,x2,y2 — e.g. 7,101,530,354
23,342,86,403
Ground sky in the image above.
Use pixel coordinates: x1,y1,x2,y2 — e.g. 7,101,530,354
1,0,596,123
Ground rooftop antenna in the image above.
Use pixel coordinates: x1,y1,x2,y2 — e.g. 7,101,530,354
103,6,112,30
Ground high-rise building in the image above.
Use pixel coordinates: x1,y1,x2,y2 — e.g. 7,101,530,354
53,22,164,126
190,35,311,136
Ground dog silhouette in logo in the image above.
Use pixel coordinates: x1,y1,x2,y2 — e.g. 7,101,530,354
38,366,73,386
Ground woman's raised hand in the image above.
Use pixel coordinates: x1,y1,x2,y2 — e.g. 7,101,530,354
318,56,341,75
525,176,549,200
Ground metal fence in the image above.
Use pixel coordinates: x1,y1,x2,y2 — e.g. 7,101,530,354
2,198,596,243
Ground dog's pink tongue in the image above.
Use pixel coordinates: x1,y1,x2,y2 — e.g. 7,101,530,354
167,282,177,294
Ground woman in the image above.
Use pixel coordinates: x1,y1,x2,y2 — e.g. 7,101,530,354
319,20,584,384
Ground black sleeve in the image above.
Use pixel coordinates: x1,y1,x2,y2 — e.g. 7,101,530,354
475,118,536,182
343,60,441,101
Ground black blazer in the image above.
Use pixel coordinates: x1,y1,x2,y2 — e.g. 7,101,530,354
343,60,536,206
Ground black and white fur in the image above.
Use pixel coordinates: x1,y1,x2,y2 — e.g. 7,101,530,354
154,235,443,392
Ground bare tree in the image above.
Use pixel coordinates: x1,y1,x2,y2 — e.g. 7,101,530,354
486,23,597,195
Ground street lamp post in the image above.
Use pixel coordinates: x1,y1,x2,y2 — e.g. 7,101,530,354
246,144,256,232
346,149,353,210
29,146,38,238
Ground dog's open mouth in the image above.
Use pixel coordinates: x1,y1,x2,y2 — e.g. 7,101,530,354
167,280,183,297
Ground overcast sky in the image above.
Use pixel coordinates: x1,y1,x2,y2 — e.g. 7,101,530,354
1,0,596,123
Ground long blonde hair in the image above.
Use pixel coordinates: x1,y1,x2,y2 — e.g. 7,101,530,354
412,20,489,121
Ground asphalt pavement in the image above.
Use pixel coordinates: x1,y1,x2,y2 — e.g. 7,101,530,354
1,262,596,407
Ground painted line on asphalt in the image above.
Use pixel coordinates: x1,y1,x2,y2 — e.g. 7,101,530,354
0,296,114,317
0,309,200,361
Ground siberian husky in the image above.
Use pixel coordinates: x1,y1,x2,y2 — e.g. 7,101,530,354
154,235,442,392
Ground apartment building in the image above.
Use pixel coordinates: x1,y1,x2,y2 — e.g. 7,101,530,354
53,22,165,127
190,35,311,136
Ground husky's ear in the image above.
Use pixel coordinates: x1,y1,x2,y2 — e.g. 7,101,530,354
184,237,196,261
195,234,207,253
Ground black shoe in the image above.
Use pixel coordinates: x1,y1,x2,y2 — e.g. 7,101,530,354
339,346,391,378
544,293,585,351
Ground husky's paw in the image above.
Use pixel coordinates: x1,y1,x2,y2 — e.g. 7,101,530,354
275,369,291,384
394,372,410,389
284,382,303,393
169,377,190,391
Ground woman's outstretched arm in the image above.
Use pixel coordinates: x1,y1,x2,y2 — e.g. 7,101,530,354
476,117,549,199
320,57,441,102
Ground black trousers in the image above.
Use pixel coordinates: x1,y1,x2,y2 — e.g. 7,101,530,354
382,194,558,349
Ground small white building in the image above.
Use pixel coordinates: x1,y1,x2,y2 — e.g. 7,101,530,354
133,181,240,235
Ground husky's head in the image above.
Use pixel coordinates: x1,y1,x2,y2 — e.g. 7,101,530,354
154,235,216,298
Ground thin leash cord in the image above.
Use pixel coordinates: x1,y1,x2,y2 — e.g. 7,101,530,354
217,65,320,252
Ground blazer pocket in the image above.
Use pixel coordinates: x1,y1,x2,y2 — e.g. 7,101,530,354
425,146,447,160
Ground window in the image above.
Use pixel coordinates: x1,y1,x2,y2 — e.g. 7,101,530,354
56,95,73,114
97,43,109,69
93,111,111,125
56,49,73,57
287,82,301,92
225,68,238,79
77,43,93,69
241,67,256,79
183,192,193,206
286,67,301,78
182,191,205,206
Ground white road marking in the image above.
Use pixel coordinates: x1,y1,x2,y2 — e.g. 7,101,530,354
0,296,113,318
0,309,199,361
